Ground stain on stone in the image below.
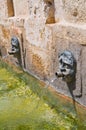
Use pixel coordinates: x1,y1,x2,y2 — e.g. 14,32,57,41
72,8,78,17
2,26,10,39
32,54,45,77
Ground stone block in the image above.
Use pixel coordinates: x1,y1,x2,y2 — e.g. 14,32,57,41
0,0,14,19
54,0,64,22
23,44,52,79
52,23,86,45
0,20,24,66
62,0,86,23
13,0,29,16
24,18,53,50
28,0,56,24
0,0,8,19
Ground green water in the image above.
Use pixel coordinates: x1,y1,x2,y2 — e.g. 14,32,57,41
0,60,86,130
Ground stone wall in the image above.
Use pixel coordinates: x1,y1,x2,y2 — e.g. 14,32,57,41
13,0,29,16
0,0,8,19
0,0,86,106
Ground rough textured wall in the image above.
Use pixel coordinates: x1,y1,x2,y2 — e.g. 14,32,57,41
13,0,29,16
62,0,86,23
0,0,8,19
55,0,86,23
0,0,86,106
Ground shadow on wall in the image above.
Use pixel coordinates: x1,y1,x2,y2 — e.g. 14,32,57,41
7,0,15,17
43,0,56,24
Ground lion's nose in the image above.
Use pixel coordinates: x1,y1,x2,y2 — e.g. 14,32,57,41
55,71,63,77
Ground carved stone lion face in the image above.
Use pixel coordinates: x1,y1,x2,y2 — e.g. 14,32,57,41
11,36,19,49
8,36,20,55
56,50,76,83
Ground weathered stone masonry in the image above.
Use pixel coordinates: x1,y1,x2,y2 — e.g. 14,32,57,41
0,0,86,106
